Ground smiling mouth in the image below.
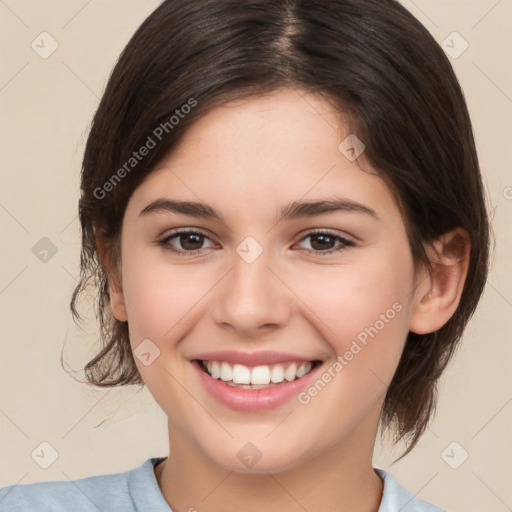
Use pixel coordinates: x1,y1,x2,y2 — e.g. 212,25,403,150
197,359,321,389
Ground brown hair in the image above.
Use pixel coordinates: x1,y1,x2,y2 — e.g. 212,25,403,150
70,0,490,460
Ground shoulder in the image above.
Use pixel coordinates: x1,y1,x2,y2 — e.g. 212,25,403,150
0,458,165,512
375,468,449,512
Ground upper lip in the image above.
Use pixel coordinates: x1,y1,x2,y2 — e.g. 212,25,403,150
191,350,319,367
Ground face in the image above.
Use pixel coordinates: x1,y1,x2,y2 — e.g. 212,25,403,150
113,88,422,474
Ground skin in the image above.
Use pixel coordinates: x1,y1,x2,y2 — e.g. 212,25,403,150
100,88,470,512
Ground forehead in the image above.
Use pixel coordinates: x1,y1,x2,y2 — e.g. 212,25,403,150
126,88,402,228
174,88,344,162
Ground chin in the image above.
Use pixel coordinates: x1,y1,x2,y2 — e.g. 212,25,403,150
203,439,311,476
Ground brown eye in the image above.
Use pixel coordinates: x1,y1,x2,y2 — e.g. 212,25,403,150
296,230,355,256
159,229,215,255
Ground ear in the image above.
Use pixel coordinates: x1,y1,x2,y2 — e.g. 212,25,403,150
95,232,128,322
409,228,470,335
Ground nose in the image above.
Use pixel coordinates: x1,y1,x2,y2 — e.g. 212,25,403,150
210,244,293,339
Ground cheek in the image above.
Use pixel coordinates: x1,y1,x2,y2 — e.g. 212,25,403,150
303,246,411,326
119,246,208,399
121,251,202,343
119,239,230,378
295,245,414,381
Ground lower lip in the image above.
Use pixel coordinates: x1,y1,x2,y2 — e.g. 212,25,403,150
192,360,320,412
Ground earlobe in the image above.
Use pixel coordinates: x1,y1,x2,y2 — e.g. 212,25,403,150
109,281,128,322
409,228,470,335
95,232,128,322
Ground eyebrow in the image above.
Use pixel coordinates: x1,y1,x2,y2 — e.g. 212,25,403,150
139,197,379,222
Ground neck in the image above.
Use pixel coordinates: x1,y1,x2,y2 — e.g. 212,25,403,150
155,422,384,512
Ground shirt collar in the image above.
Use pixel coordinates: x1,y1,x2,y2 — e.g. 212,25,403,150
130,458,443,512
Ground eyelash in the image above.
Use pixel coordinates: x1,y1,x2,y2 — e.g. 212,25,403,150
157,228,356,256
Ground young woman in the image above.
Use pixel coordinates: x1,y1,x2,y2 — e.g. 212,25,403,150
0,0,490,510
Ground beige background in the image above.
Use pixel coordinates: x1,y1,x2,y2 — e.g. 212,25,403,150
0,1,511,510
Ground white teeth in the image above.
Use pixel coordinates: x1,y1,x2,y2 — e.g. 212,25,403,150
220,362,233,382
296,362,312,378
211,361,221,379
270,364,285,384
232,364,251,384
251,365,271,385
203,360,314,385
284,363,297,382
296,363,307,378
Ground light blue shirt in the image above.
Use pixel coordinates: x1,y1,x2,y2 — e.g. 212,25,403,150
0,457,447,511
